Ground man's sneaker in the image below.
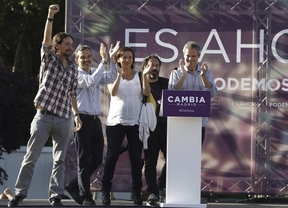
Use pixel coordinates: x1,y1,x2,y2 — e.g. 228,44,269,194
82,197,96,206
132,192,143,206
50,198,63,207
101,192,111,205
159,188,166,203
7,195,25,207
65,185,82,205
146,193,159,207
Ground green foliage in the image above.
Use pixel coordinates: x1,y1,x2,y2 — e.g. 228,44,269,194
0,0,65,77
0,66,39,185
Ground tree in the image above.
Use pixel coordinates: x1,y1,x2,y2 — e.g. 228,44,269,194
0,66,38,184
0,0,65,77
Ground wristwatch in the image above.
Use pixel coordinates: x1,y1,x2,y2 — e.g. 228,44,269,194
101,60,107,64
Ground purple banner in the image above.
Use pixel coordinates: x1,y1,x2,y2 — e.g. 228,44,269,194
162,90,211,117
66,0,288,195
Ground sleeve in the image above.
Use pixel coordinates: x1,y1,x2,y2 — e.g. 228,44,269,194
77,63,106,88
205,69,217,98
168,68,181,90
39,44,53,84
70,73,78,97
41,44,53,63
99,64,118,85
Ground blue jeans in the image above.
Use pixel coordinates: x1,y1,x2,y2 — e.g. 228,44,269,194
14,111,73,201
102,124,143,193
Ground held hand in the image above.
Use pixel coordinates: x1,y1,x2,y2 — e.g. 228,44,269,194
143,60,154,75
48,4,60,16
99,43,107,61
109,41,120,58
179,59,187,76
116,65,123,74
74,116,82,132
200,62,208,76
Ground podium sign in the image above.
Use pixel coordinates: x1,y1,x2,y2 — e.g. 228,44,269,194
162,90,211,117
161,90,210,208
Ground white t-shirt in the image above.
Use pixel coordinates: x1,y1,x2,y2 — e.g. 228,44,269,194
106,72,142,126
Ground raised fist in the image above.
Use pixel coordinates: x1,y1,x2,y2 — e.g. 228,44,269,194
48,4,60,15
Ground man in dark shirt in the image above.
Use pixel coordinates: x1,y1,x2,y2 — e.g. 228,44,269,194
142,54,168,207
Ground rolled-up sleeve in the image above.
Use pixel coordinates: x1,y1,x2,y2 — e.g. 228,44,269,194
99,64,118,85
70,78,78,97
41,44,53,63
77,64,105,88
205,69,217,98
168,69,181,90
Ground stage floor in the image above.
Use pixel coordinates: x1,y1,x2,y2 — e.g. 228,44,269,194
1,199,288,208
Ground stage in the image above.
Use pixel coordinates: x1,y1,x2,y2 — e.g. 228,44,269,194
1,199,288,208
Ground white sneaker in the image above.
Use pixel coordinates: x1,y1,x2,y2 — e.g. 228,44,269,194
146,193,159,207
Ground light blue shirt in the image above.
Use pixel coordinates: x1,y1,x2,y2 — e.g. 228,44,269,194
168,65,217,126
76,63,117,115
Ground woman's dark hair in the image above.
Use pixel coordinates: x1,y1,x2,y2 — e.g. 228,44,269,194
115,47,135,69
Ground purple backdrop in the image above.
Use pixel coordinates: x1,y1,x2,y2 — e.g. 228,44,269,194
65,0,288,195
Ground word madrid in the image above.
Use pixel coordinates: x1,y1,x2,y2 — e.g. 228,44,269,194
167,96,206,106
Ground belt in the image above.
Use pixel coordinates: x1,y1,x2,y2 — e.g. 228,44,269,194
38,109,58,116
79,113,99,119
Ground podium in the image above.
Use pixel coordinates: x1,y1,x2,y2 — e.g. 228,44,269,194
160,90,211,208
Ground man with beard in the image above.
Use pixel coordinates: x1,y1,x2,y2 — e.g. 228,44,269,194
8,4,82,207
141,54,168,207
65,41,120,206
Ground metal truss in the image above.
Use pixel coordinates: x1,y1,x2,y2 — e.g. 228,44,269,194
252,0,272,194
252,0,288,195
65,0,288,195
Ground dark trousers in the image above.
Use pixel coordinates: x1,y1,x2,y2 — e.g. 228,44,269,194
144,124,167,195
102,124,143,193
202,126,205,144
67,114,104,200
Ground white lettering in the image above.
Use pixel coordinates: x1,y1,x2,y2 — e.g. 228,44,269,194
168,96,206,103
241,78,251,90
124,28,287,64
215,78,225,90
125,28,149,62
227,78,239,90
215,78,288,91
271,29,288,64
125,28,149,47
200,29,230,63
282,79,288,91
236,29,264,63
269,102,288,108
155,28,178,63
253,78,266,91
267,78,280,91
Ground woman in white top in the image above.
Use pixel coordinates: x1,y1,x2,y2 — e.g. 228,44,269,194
101,47,151,206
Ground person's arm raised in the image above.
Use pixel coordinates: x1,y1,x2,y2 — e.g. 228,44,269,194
43,4,59,46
